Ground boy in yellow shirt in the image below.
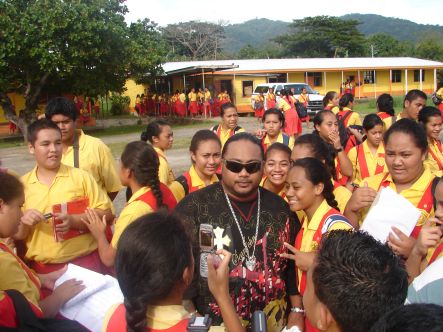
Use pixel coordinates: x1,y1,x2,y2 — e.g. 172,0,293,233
45,97,121,200
17,119,113,274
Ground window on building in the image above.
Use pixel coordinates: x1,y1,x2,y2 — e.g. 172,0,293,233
392,70,402,83
307,72,322,87
242,80,254,97
414,70,425,82
363,71,376,84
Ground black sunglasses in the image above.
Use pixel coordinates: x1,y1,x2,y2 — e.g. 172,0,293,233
223,160,262,174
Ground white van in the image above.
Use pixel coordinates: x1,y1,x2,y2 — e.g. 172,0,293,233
251,83,324,116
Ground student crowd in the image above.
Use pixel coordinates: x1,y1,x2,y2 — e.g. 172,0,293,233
1,88,443,332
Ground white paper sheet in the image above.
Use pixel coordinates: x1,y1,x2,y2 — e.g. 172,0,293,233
360,186,421,243
54,264,124,332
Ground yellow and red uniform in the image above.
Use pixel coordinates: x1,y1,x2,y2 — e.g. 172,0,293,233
61,130,121,196
261,132,295,154
424,139,443,174
259,177,287,201
383,113,403,131
111,185,177,248
426,238,443,265
295,200,352,295
333,180,352,213
0,242,42,312
337,107,362,127
169,166,219,203
102,304,189,332
254,95,265,118
154,147,175,186
211,124,245,149
298,93,309,107
325,103,339,114
188,91,198,115
359,169,436,233
21,164,112,272
347,141,387,184
266,92,276,109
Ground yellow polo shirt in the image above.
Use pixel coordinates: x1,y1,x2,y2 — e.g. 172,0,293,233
214,125,245,148
297,200,352,288
333,184,352,213
188,92,197,102
260,177,287,201
154,147,175,186
204,91,211,101
179,93,186,103
278,98,291,112
263,132,295,151
61,130,121,194
111,187,154,248
0,244,41,308
340,107,362,126
326,103,340,114
169,166,219,203
347,141,387,184
21,164,112,263
359,169,436,226
424,139,443,175
383,113,405,131
426,238,443,263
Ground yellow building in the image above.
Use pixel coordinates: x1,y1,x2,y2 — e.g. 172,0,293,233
162,57,443,113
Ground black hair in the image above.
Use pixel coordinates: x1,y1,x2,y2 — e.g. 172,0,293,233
363,113,384,132
115,212,193,332
314,230,408,332
27,119,61,144
313,109,335,129
376,94,395,116
280,89,289,97
262,108,285,129
220,102,237,117
189,130,221,154
384,118,428,154
404,89,427,108
294,134,337,180
265,142,291,161
418,106,442,126
45,97,78,121
292,157,339,210
323,91,338,108
339,93,354,111
121,141,164,209
370,303,443,332
0,172,24,204
141,119,170,143
222,132,264,160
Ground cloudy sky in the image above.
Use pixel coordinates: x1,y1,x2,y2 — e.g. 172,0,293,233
125,0,442,26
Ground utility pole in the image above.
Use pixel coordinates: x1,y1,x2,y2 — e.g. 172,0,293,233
371,45,374,58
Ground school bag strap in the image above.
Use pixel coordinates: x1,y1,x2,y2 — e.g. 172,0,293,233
73,131,80,168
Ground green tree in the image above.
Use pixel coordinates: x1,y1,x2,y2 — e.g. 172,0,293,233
128,19,167,84
0,0,166,133
365,33,413,57
414,32,443,62
274,16,366,58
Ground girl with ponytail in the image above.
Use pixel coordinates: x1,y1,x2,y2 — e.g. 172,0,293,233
103,213,244,332
82,141,177,268
282,157,352,300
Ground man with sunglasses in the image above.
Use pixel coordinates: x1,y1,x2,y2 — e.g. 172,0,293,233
175,133,302,332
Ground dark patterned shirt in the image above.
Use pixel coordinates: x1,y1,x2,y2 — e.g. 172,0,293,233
175,183,300,328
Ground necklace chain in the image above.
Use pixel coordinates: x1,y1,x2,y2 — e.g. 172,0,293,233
224,189,260,266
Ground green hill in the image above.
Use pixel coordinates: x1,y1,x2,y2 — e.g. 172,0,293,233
223,14,443,54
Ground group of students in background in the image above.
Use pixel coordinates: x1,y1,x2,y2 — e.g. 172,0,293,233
134,88,231,118
1,88,443,332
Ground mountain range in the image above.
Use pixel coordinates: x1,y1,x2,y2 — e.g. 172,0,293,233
221,14,443,54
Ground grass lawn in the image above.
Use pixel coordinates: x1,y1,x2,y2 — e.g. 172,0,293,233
353,96,436,116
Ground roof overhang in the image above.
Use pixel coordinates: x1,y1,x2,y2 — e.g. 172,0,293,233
164,64,239,76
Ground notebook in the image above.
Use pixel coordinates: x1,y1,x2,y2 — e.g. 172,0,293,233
52,197,89,242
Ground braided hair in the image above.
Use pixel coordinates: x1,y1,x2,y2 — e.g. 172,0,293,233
121,141,164,209
339,93,354,111
115,213,193,332
293,157,339,211
294,134,338,180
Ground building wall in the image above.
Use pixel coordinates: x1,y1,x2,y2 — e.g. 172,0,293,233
122,79,148,108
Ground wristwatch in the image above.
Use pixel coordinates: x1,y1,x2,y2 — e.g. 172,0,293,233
290,307,305,314
335,147,344,153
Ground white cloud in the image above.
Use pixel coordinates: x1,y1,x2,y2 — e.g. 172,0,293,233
125,0,443,26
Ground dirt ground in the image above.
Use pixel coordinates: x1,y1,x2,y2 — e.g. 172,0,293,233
1,117,310,214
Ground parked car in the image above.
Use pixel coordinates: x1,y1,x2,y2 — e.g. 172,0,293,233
251,83,324,116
